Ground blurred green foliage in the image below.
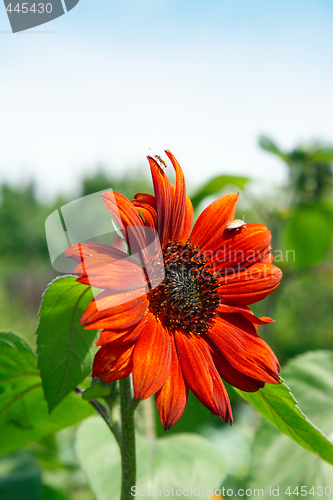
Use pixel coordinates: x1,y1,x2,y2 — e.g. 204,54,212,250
0,452,42,500
259,136,333,269
191,174,250,209
259,136,333,205
247,351,333,497
76,417,227,500
81,167,152,199
0,183,49,260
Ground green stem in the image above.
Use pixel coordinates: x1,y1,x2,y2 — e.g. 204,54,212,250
119,376,137,500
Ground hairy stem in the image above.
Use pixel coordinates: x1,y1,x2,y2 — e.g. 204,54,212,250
119,376,136,500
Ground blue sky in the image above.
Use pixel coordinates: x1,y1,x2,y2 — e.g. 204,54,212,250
1,0,333,198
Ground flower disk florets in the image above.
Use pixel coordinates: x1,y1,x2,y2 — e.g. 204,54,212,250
148,240,220,334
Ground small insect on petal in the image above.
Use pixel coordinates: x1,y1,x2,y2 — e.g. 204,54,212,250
149,148,168,169
225,218,247,230
155,155,168,169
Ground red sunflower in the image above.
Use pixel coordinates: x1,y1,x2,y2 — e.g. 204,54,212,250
66,150,282,429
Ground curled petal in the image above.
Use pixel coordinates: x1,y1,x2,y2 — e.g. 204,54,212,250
147,156,174,247
155,334,189,430
218,262,282,305
208,223,271,271
133,193,157,211
133,205,157,229
175,331,232,423
209,314,280,384
132,193,158,230
217,303,274,325
190,194,238,250
92,343,135,383
132,315,172,400
80,289,149,330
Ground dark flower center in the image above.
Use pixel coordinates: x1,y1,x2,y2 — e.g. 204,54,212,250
148,241,220,334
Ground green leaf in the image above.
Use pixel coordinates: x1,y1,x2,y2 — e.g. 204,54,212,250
41,485,71,500
0,331,94,457
247,351,333,497
235,358,333,465
283,203,333,268
310,146,333,163
0,452,42,500
76,416,227,500
82,378,112,401
191,175,250,209
259,135,288,162
200,403,258,480
36,276,98,411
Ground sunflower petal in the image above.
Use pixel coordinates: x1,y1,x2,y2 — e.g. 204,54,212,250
80,289,149,330
209,346,265,392
101,191,151,255
155,334,189,430
164,150,193,243
132,315,172,400
75,256,148,291
65,242,129,264
132,193,158,230
209,314,280,384
174,331,232,423
147,156,174,247
217,303,274,325
190,193,238,250
102,191,144,230
96,314,149,346
218,262,282,305
261,251,274,264
209,223,271,271
183,195,194,242
133,205,157,229
134,193,157,209
92,343,135,383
